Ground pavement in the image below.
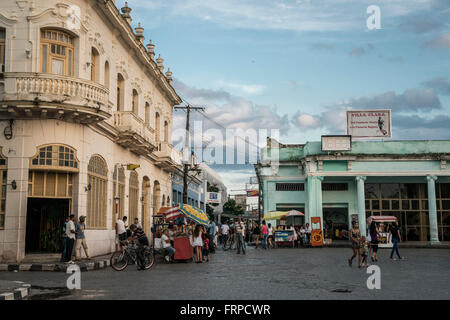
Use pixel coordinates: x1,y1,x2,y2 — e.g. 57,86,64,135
0,255,111,272
0,246,449,300
0,280,31,300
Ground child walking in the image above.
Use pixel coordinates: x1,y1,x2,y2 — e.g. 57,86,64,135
360,236,369,268
202,233,210,262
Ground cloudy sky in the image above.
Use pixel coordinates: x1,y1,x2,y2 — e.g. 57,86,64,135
116,0,450,193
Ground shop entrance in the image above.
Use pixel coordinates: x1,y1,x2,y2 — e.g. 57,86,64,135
25,198,70,253
323,207,349,240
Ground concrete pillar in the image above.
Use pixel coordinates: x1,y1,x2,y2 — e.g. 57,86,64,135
426,175,440,245
306,176,323,224
355,176,367,237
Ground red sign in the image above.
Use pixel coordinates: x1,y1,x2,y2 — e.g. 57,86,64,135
246,190,259,197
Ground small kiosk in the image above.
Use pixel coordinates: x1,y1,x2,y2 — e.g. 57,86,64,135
311,217,323,247
369,215,397,248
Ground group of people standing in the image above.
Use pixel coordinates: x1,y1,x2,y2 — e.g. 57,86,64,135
192,218,218,263
61,215,91,263
349,219,405,268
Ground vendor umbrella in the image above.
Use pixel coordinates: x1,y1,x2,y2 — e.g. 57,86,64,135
280,210,304,219
179,203,209,226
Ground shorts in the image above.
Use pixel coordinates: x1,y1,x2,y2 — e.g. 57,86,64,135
118,232,127,241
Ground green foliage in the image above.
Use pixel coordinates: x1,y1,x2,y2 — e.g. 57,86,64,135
223,199,244,216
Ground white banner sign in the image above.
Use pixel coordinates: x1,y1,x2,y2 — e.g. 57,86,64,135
206,192,221,204
346,110,391,139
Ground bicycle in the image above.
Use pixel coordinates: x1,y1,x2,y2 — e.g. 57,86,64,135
223,233,236,251
110,240,154,271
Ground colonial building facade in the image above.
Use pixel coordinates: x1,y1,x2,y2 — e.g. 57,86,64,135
0,0,182,262
255,138,450,243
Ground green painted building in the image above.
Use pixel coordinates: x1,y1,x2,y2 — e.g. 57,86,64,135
255,138,450,243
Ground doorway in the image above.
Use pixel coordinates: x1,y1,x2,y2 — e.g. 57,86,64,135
25,198,70,253
323,207,349,240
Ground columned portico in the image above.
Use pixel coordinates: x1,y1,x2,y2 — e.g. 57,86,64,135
355,176,367,237
426,175,440,245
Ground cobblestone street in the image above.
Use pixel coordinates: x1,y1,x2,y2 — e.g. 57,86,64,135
1,247,449,300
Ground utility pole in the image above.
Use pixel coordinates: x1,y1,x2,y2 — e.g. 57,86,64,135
174,104,205,205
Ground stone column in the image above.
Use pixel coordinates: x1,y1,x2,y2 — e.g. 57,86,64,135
306,176,323,224
355,176,367,237
426,175,440,245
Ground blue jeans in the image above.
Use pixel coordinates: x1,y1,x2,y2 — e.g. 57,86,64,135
236,234,245,254
390,238,401,259
263,234,268,249
60,237,67,262
164,246,175,258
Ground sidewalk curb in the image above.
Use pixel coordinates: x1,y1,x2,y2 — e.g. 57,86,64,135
0,282,31,300
0,259,110,272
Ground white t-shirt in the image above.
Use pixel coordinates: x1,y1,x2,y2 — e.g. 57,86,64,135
66,220,76,239
116,220,126,234
161,234,171,248
221,224,230,235
268,227,273,236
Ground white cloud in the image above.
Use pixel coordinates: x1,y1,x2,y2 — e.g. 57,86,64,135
216,80,266,95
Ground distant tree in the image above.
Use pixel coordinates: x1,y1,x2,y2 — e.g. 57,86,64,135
223,199,244,216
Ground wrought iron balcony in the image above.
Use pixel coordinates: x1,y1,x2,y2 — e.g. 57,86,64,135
0,72,111,123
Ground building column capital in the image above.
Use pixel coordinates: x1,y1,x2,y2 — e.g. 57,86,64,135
355,176,367,182
426,175,438,182
316,176,324,181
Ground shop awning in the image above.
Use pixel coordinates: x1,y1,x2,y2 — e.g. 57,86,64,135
264,211,288,221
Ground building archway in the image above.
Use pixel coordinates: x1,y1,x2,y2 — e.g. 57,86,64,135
153,180,161,215
26,144,79,253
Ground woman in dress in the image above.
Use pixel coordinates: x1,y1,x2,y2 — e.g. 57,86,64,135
348,221,362,268
369,221,381,262
193,224,203,263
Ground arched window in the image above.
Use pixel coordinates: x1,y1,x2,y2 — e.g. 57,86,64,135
155,112,160,143
40,29,74,76
132,89,139,115
30,144,79,171
112,166,125,228
145,102,150,126
0,28,5,72
117,73,124,111
0,148,7,229
162,194,166,207
87,155,108,229
128,171,139,222
91,47,100,83
104,61,110,90
164,120,169,142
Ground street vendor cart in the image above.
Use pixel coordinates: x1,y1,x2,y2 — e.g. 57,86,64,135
274,229,296,248
369,215,397,248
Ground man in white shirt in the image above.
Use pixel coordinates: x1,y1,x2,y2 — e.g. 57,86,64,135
161,229,176,262
64,214,76,263
220,223,230,246
115,216,128,249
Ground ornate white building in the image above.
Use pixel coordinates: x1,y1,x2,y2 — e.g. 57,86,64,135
0,0,182,262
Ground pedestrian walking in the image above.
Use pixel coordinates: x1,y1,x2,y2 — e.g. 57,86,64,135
60,216,69,262
65,214,76,263
202,232,210,262
235,217,246,254
75,216,91,261
261,220,269,249
208,218,216,254
348,221,362,268
360,236,369,267
220,222,230,249
369,220,380,262
268,223,274,248
193,225,203,263
305,223,311,245
300,225,306,246
115,216,128,249
389,222,405,260
252,222,260,248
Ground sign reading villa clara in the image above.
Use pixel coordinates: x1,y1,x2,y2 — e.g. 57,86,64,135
346,109,392,139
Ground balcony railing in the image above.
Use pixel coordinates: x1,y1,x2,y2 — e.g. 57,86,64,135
114,111,156,154
154,141,177,171
0,72,111,122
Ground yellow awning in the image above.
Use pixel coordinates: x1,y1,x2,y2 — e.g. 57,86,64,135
264,211,287,221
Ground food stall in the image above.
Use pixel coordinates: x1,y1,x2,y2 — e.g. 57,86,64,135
369,215,397,248
156,204,210,261
265,210,304,248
